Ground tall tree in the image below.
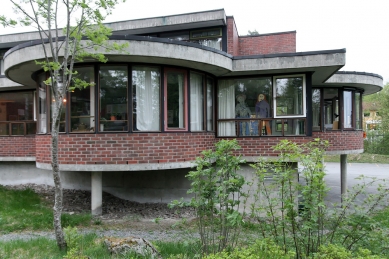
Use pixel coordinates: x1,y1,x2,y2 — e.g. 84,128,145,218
2,0,127,250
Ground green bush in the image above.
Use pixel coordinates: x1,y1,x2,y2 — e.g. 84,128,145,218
202,239,295,259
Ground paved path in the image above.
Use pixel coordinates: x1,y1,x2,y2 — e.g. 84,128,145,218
324,162,389,204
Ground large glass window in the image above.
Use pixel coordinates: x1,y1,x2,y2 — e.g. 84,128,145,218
218,77,272,136
206,77,214,131
190,72,204,131
0,91,35,135
99,66,128,132
70,67,95,133
343,91,353,129
132,66,160,131
274,75,305,117
164,68,187,130
323,88,339,130
312,89,321,131
50,87,66,132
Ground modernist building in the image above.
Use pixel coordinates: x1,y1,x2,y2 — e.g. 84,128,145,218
0,9,383,214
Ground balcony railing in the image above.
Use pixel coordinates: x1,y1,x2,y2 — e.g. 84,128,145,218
0,121,36,136
217,118,306,137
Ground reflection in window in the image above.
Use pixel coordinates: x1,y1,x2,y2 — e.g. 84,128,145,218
323,88,339,130
99,66,128,132
165,69,187,130
274,76,304,117
0,91,35,135
132,66,160,131
70,67,95,133
343,91,352,128
51,86,66,132
190,72,204,131
218,77,272,136
355,92,361,129
312,89,321,131
206,77,214,131
38,73,47,133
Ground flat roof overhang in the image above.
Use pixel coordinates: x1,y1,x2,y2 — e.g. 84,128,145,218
319,71,383,95
0,77,25,91
4,37,348,90
0,9,226,50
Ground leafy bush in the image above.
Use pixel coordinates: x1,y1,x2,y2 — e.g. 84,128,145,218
170,139,247,256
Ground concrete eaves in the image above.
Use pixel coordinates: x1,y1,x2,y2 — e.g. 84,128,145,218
323,71,383,95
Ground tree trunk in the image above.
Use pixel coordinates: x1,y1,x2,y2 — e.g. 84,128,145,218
51,102,67,251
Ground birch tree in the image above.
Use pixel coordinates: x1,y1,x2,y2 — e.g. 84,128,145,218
2,0,127,250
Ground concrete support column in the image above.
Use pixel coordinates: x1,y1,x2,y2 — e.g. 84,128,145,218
340,154,347,203
91,171,102,215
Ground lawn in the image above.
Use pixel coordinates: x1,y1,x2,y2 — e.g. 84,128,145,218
324,153,389,163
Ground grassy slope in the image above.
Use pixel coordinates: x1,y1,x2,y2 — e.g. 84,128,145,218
324,153,389,163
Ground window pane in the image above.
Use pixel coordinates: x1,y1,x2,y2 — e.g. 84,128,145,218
132,66,160,131
99,66,128,132
70,67,95,133
50,87,66,132
323,88,339,130
312,89,321,131
0,91,35,135
218,77,272,136
166,71,186,129
190,72,204,131
275,76,304,116
38,74,47,133
206,77,214,131
343,91,352,128
355,92,361,129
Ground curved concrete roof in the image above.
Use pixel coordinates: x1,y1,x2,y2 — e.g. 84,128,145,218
3,36,347,89
324,71,383,95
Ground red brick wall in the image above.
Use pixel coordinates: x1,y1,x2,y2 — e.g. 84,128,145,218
313,131,364,152
2,131,363,164
0,136,35,157
35,133,215,165
227,17,239,56
238,32,296,56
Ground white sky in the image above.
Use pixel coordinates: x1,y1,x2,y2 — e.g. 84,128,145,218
1,0,388,85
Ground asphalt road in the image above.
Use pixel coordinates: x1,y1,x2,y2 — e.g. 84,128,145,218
324,162,389,204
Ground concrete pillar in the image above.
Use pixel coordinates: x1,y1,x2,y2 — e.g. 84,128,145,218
340,154,347,203
91,171,102,215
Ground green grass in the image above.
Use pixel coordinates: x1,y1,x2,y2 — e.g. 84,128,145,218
324,153,389,163
0,185,92,233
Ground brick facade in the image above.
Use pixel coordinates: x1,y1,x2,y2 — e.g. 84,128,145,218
227,16,296,56
35,133,215,165
0,136,35,158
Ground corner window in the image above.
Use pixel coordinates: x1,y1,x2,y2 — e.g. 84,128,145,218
274,75,305,118
355,92,362,130
132,66,160,131
99,66,128,132
164,68,188,131
323,88,339,130
343,91,353,129
38,74,48,134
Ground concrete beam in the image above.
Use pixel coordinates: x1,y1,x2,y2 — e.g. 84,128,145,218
91,171,102,216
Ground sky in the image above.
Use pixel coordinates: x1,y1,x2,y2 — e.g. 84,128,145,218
1,0,388,85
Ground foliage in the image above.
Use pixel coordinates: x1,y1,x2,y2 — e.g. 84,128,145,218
324,153,389,163
2,0,127,250
0,185,91,233
364,131,389,155
249,139,389,258
314,244,385,259
247,29,259,35
202,239,295,259
171,139,247,256
364,82,389,133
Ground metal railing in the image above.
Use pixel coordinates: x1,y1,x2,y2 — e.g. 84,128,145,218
217,118,306,137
